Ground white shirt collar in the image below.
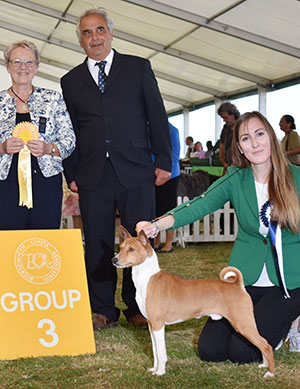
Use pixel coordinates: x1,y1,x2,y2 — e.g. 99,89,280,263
87,49,114,78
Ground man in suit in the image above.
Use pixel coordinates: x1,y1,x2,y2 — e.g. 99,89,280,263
61,7,171,330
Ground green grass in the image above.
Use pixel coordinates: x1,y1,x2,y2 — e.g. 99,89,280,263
0,243,299,388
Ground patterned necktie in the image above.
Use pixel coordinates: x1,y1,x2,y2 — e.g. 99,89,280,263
96,61,107,92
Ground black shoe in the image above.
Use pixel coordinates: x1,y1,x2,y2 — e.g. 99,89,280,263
158,248,174,253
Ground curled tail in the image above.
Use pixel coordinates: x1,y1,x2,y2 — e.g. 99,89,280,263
219,266,244,288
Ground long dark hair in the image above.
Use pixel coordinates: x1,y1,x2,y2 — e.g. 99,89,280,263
232,111,299,232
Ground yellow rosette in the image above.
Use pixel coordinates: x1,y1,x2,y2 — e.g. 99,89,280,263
12,122,39,209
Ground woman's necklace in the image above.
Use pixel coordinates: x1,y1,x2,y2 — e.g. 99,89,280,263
10,87,33,111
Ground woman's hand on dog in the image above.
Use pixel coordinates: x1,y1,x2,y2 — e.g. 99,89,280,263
136,215,175,238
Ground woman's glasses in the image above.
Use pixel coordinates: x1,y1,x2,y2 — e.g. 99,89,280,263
9,59,36,68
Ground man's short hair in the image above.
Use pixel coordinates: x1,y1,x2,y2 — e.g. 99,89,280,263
217,102,240,120
76,7,114,41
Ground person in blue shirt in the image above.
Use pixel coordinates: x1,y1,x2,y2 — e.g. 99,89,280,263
154,122,181,253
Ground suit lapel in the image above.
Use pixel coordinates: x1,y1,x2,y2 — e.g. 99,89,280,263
105,50,124,91
79,59,100,93
79,51,124,93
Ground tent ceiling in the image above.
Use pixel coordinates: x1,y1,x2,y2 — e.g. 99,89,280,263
0,0,299,113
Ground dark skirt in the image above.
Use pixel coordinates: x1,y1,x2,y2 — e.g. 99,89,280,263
0,154,62,230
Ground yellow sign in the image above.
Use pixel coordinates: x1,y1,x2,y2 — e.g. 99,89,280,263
0,229,95,360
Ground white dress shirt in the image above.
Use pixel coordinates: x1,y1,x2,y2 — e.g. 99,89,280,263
87,50,114,85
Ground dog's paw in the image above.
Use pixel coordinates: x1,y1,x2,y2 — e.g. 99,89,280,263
148,366,165,375
153,370,165,376
263,371,275,378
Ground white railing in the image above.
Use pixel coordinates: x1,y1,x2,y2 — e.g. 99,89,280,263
62,197,237,247
159,197,237,247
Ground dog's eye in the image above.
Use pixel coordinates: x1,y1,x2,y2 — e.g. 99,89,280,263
128,247,134,252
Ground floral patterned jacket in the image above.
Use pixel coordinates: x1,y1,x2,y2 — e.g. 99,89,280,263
0,87,75,179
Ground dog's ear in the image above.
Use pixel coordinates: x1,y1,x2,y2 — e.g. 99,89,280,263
119,225,132,242
138,230,149,247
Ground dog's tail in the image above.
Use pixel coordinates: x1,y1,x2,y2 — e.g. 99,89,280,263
219,266,244,288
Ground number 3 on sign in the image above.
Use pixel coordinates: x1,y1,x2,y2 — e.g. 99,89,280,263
38,319,59,347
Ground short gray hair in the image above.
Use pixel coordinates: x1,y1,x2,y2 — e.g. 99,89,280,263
4,40,40,64
76,7,114,41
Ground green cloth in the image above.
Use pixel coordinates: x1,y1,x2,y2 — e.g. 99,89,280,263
190,156,222,167
168,165,300,290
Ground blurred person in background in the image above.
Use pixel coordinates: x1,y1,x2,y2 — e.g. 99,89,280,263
190,141,206,159
154,122,180,253
218,102,240,174
279,114,300,166
185,136,195,158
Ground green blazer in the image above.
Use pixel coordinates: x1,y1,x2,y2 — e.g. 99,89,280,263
170,165,300,290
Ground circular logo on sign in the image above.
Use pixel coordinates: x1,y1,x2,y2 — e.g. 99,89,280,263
14,238,61,284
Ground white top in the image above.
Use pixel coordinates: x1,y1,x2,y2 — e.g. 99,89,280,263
252,181,274,287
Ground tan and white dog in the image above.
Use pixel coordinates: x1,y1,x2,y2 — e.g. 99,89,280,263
112,226,275,378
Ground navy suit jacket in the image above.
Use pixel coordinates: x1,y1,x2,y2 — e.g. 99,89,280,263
61,50,171,191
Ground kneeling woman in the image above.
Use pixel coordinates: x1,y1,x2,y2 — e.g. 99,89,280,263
137,111,300,361
0,41,75,229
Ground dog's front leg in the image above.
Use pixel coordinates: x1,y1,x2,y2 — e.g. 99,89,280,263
149,326,167,375
149,328,159,373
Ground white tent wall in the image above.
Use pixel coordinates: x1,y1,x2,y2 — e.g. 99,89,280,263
0,0,299,142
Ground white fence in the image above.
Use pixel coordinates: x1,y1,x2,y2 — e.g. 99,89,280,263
62,197,237,247
159,197,237,247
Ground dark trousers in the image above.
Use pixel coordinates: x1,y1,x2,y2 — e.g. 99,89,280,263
79,158,155,321
155,176,179,216
0,155,62,230
198,285,300,363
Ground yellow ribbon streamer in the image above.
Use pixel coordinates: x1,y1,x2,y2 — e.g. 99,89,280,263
18,145,33,208
12,122,39,209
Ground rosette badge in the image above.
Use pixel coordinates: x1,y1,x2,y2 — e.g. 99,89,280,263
13,121,39,141
12,122,39,209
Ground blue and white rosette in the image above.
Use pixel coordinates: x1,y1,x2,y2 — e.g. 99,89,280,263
260,200,290,299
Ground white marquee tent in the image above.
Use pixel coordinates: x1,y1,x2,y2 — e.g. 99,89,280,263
0,0,299,118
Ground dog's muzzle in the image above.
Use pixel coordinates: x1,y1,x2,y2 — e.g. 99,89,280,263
111,255,125,268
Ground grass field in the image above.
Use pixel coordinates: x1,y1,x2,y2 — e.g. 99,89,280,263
0,243,299,388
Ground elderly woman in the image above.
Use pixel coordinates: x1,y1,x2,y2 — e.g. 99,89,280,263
0,41,75,229
279,114,300,166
